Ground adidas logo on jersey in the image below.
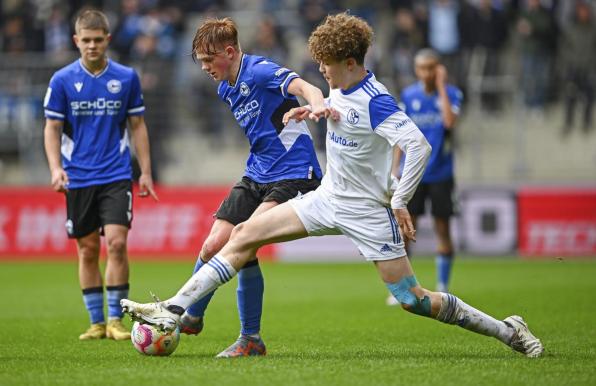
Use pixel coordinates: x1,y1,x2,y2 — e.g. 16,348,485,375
74,82,83,92
380,244,393,253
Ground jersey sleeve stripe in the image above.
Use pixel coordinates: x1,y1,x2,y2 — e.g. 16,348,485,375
362,86,374,98
127,106,145,114
44,109,65,119
366,81,381,95
280,72,299,97
363,82,379,96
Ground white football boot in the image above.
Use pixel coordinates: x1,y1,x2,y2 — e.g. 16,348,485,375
120,298,181,332
503,315,544,358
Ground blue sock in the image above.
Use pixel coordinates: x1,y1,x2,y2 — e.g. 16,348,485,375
186,257,216,318
82,286,104,324
436,254,454,291
106,283,129,319
237,259,264,336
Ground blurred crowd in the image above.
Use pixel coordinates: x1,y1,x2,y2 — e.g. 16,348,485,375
1,0,595,177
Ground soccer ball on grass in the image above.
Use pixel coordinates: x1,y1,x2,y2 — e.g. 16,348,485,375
131,321,180,356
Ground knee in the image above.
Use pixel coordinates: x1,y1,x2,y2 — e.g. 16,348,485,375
78,241,99,264
201,233,227,259
230,222,257,250
106,236,127,258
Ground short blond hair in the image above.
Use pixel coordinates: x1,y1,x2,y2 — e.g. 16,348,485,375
308,12,373,64
192,17,240,56
75,9,110,34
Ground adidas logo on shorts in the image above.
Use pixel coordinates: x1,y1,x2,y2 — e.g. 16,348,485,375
380,244,393,253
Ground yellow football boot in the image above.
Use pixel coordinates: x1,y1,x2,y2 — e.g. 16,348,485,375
106,319,131,341
79,323,106,340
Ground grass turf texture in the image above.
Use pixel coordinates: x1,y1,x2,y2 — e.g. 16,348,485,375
1,258,595,386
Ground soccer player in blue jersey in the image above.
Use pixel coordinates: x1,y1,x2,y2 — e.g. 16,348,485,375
122,12,543,359
43,10,158,341
393,48,463,294
176,17,329,357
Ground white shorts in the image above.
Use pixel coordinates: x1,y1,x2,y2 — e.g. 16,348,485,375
289,188,407,261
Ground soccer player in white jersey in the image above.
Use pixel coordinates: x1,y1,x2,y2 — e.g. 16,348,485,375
43,10,158,341
121,13,543,358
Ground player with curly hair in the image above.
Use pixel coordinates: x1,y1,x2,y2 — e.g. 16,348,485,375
122,12,543,358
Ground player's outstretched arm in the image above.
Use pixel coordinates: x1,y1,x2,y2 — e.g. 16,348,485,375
286,78,330,122
128,115,158,201
43,118,69,193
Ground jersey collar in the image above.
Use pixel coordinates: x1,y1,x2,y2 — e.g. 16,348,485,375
228,53,246,88
78,58,110,78
340,71,373,95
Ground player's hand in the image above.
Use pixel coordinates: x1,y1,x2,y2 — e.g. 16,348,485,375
283,106,312,125
50,168,69,193
393,207,416,243
328,107,340,121
138,173,159,201
435,64,447,89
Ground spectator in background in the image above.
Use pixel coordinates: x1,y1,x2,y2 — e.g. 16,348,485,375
111,0,143,61
474,0,508,111
560,0,595,135
516,0,556,111
299,0,339,37
428,0,461,86
247,16,289,64
390,7,425,91
44,5,71,58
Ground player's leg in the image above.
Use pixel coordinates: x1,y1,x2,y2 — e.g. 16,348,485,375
180,219,235,334
429,178,456,292
76,231,106,340
99,180,133,340
377,257,543,357
121,201,309,331
216,178,320,358
67,185,106,340
387,184,423,306
103,224,132,340
181,177,262,335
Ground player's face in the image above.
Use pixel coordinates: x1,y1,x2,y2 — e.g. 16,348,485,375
73,29,110,64
414,58,438,88
318,60,347,89
196,48,233,82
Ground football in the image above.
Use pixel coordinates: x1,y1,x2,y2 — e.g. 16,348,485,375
131,321,180,356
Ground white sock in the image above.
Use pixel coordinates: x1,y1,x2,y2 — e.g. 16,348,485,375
166,255,237,309
437,293,513,344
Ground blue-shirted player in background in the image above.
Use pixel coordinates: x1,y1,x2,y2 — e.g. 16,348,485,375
43,10,158,341
177,17,328,357
391,48,462,298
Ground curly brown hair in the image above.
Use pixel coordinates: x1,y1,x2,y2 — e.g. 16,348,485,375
192,17,239,57
308,12,373,64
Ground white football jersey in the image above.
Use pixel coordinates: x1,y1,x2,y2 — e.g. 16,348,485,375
320,72,430,209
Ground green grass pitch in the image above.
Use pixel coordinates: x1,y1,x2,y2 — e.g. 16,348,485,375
1,258,595,386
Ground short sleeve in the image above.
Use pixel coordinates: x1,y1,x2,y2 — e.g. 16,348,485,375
44,75,67,120
252,58,299,97
127,70,145,116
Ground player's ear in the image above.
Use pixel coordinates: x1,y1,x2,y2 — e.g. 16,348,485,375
106,33,112,43
224,45,235,59
72,34,79,46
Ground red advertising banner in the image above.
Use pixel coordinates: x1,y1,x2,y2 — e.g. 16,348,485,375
518,188,596,256
0,186,275,260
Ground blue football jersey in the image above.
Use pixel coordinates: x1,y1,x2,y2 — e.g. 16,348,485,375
399,82,462,183
44,59,145,188
217,54,322,183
